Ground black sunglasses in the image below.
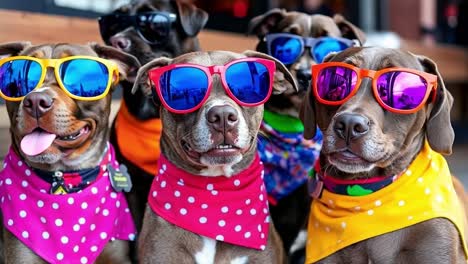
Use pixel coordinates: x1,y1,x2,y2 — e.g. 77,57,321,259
98,11,177,44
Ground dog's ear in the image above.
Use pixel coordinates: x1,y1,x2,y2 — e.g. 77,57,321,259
175,1,209,37
299,90,317,139
417,55,454,155
131,57,172,100
0,41,32,57
89,43,140,82
333,14,366,45
242,50,298,95
248,8,286,38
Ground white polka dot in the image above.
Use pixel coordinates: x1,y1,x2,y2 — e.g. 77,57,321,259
201,204,208,209
18,193,27,200
67,197,74,204
81,237,87,243
235,225,242,232
265,216,270,223
81,256,88,264
216,235,224,241
263,208,268,214
95,207,101,214
341,222,347,229
81,202,88,209
42,231,50,239
234,179,240,186
211,190,218,195
206,184,214,191
21,180,28,187
425,187,431,195
245,199,251,205
436,195,443,203
100,232,107,239
417,177,423,183
354,206,361,211
260,245,266,250
52,203,59,209
159,169,164,174
91,187,98,194
325,227,330,232
408,216,413,220
19,210,27,218
218,220,226,227
244,232,251,238
174,190,181,197
258,224,262,232
56,253,64,260
55,219,63,226
116,201,121,208
261,233,265,239
22,231,29,238
162,164,167,171
375,200,382,206
398,200,405,206
328,199,334,205
199,217,207,224
61,236,69,244
110,192,117,199
90,224,96,231
160,181,167,188
221,206,229,213
188,196,195,203
236,209,242,215
7,219,13,226
5,178,11,185
129,233,135,240
73,245,79,252
367,209,374,215
103,209,110,216
180,208,187,215
259,194,264,201
17,161,22,166
405,169,412,176
101,197,106,204
164,203,171,210
78,217,86,225
73,224,80,231
152,191,157,197
250,208,257,215
40,217,47,224
90,246,98,252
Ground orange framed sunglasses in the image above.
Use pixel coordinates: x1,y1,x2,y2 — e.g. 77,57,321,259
311,62,438,114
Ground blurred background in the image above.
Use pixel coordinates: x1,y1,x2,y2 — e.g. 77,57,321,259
0,0,467,181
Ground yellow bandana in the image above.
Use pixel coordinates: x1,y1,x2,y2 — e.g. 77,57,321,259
306,142,467,263
115,102,162,175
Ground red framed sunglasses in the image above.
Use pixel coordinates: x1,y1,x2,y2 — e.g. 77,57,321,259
311,62,438,114
148,58,276,114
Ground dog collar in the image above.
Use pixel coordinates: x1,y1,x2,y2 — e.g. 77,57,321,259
309,162,401,198
148,154,270,250
263,109,304,133
0,144,136,264
257,121,322,204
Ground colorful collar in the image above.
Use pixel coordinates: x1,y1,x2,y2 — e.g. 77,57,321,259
115,101,162,175
147,154,270,250
263,109,304,133
308,162,401,198
0,144,136,264
258,121,322,204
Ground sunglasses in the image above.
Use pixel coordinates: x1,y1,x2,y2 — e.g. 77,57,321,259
98,11,177,44
148,58,276,114
0,56,119,102
265,33,356,65
311,62,438,114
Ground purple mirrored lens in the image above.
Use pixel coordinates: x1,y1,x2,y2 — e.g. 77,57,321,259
376,71,428,110
316,66,357,101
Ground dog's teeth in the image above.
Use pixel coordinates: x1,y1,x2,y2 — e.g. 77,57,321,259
216,144,233,149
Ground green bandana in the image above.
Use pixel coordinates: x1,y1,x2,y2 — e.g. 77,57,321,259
263,109,304,133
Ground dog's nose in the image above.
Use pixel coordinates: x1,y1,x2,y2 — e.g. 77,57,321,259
206,105,239,132
110,36,131,50
334,113,370,142
296,69,312,91
23,92,54,118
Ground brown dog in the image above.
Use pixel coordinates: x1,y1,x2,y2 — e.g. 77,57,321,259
0,42,140,263
98,0,209,236
132,50,298,263
248,9,365,257
300,46,467,263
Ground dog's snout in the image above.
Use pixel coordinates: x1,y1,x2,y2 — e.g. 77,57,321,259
23,92,54,118
110,36,131,51
334,114,370,142
296,69,312,90
206,105,239,132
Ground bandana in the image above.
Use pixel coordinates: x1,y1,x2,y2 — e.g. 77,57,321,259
306,142,468,263
257,119,322,204
115,101,162,175
148,154,270,250
0,144,136,264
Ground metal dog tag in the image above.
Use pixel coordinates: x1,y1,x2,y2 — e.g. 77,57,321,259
108,164,133,192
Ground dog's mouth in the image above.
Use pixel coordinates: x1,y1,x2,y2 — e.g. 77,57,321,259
327,149,375,173
20,124,91,156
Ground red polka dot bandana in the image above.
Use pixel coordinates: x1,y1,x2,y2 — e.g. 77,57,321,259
0,145,136,263
148,154,270,250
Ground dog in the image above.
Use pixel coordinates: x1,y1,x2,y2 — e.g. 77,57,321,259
0,41,140,263
299,46,467,263
248,9,366,257
98,0,208,233
132,50,298,263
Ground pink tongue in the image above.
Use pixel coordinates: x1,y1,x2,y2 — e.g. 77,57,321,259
20,131,57,156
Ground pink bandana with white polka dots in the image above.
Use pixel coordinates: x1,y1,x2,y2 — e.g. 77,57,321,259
0,145,136,264
148,154,270,250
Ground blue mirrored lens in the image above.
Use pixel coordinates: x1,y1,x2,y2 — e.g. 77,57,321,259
0,59,42,98
313,38,350,63
225,61,270,104
60,59,109,98
159,67,208,111
270,36,302,65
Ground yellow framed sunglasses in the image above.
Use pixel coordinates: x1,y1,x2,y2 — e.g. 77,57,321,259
0,56,119,102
